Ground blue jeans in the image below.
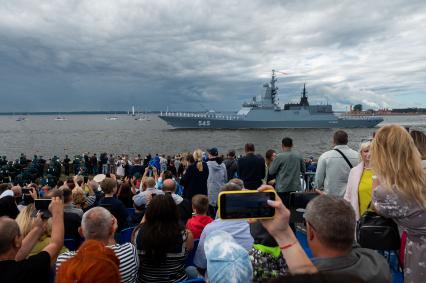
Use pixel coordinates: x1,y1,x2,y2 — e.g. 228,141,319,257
185,266,203,279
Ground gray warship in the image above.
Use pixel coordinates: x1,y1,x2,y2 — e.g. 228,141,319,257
159,70,383,129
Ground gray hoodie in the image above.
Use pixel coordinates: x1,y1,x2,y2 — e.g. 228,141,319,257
207,159,227,206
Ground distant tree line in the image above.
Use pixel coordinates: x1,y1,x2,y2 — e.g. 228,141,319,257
391,108,426,113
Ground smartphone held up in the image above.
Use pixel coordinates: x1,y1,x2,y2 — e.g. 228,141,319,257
218,189,276,220
33,199,52,219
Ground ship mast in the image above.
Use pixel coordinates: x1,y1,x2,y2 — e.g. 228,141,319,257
300,83,309,107
270,70,279,107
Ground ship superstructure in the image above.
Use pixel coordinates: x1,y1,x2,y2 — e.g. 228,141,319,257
159,70,383,129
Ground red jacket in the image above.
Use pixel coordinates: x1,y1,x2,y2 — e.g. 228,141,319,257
186,215,213,239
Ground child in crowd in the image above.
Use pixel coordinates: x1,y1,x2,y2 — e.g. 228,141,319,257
186,194,213,239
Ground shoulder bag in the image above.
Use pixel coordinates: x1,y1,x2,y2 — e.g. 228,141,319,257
356,203,400,250
333,148,353,169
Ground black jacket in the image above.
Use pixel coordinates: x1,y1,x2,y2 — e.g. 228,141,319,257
224,158,238,181
181,162,209,200
237,153,265,190
99,197,129,231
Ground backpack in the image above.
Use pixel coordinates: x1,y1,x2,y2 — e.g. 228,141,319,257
356,209,400,250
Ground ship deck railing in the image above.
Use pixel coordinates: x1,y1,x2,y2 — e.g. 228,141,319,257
160,112,244,120
339,115,383,120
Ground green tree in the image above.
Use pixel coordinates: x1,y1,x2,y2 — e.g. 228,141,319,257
353,104,363,111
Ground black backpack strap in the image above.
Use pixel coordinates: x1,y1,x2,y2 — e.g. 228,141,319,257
334,149,353,169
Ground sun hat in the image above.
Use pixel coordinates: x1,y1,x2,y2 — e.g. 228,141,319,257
93,174,106,183
205,230,253,283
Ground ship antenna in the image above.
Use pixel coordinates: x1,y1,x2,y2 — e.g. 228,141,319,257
299,83,309,107
270,70,288,107
302,83,307,98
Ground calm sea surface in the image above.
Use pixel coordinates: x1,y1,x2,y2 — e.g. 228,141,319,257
0,114,425,159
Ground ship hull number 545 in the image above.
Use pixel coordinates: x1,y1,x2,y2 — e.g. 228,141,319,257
198,120,211,127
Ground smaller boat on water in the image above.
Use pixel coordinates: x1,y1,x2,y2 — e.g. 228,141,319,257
16,117,27,122
54,116,67,121
134,113,150,121
105,116,119,121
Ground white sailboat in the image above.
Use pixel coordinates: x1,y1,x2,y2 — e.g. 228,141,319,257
105,113,119,120
134,110,150,121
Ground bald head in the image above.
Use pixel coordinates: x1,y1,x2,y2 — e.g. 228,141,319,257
145,177,156,189
162,179,176,193
0,217,20,255
81,207,114,241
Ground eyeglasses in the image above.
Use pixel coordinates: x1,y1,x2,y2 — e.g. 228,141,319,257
305,220,317,232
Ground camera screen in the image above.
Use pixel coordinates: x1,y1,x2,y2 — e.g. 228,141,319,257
219,191,275,220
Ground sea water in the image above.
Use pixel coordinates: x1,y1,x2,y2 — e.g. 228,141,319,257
0,114,424,159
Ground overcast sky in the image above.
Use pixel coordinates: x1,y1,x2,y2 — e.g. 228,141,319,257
0,0,425,112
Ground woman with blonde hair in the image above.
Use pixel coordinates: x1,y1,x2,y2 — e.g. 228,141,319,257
16,204,67,257
181,149,209,200
344,141,372,220
193,149,204,172
15,204,38,238
371,124,426,283
410,130,426,168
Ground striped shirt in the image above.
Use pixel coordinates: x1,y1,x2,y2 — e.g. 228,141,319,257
86,195,96,207
56,242,139,283
136,228,188,283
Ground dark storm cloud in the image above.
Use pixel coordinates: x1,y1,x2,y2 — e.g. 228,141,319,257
0,0,425,112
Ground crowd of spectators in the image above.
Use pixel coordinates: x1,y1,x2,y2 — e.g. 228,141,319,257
0,125,425,283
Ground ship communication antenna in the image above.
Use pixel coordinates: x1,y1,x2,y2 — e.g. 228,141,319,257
300,83,309,107
270,70,288,107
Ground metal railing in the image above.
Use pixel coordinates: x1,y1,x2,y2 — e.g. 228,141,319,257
339,115,383,120
303,172,316,191
160,112,244,120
